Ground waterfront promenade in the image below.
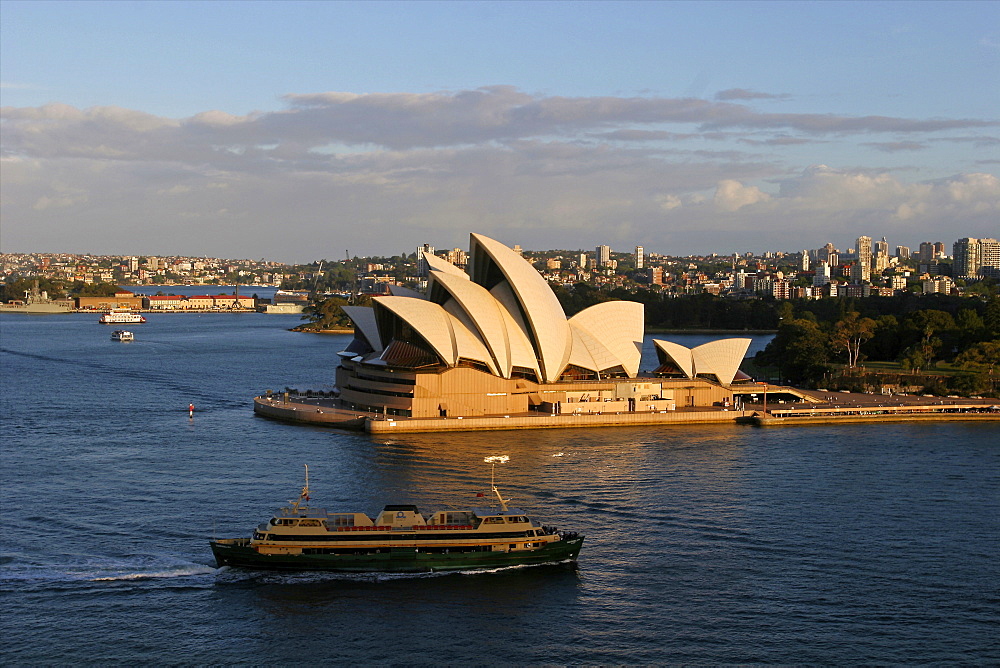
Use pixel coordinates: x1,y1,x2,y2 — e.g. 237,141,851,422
253,390,999,433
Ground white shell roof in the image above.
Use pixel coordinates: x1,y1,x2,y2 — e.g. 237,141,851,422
470,234,571,382
423,252,469,279
653,339,694,378
374,297,456,365
569,301,644,377
692,338,752,385
653,337,751,385
387,284,426,299
429,269,516,377
341,305,383,352
338,234,691,384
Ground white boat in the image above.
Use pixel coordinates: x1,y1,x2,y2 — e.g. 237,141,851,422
111,330,134,341
99,309,146,324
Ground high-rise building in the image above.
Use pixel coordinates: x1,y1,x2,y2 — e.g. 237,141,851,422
874,237,889,259
856,235,873,280
982,239,1000,278
850,261,870,284
635,246,644,270
895,246,910,260
918,241,935,262
596,245,611,267
416,244,435,276
813,261,831,287
954,238,1000,279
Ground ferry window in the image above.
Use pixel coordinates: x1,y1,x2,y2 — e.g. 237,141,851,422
330,515,354,526
300,520,321,527
484,517,505,524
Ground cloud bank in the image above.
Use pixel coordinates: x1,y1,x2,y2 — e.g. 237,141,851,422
1,87,997,260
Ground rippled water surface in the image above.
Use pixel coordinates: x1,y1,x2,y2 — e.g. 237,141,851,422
2,313,998,664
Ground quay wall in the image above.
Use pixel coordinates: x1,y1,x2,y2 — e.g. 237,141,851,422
364,409,746,434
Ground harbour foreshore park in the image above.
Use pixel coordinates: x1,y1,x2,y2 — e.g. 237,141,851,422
249,234,998,433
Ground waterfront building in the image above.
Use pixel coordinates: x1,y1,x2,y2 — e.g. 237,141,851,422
334,234,751,419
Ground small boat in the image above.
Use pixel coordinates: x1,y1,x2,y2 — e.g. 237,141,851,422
99,309,146,324
210,459,584,573
111,330,134,341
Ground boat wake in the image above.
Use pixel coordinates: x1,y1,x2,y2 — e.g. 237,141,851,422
0,553,216,588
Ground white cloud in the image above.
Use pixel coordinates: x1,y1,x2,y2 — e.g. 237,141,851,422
713,180,771,211
1,89,997,258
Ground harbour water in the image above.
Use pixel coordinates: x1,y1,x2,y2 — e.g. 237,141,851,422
1,312,998,664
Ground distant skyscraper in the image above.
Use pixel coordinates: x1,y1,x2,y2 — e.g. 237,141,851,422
800,250,810,271
635,246,644,269
856,235,873,277
851,237,872,283
895,246,910,260
918,241,935,263
874,237,889,259
596,245,611,267
578,252,587,268
416,243,435,276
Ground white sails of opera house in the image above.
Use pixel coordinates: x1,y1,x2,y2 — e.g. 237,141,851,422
336,233,750,418
341,233,648,383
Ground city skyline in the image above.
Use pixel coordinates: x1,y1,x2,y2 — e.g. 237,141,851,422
2,1,998,262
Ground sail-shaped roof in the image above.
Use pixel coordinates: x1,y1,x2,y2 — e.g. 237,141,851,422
653,338,751,385
468,233,571,382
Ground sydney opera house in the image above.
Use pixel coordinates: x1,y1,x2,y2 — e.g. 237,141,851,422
329,233,753,422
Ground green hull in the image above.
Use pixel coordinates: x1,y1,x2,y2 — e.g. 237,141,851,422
210,537,584,573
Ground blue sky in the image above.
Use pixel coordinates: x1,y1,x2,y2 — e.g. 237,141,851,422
2,1,998,261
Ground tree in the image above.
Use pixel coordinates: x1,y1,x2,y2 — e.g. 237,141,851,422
297,294,372,331
830,311,876,368
755,318,831,384
955,340,1000,375
902,310,955,366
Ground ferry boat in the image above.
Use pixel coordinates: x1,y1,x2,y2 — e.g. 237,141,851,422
99,309,146,324
210,460,584,573
110,330,134,341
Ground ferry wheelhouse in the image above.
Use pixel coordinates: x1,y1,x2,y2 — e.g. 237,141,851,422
210,461,583,573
